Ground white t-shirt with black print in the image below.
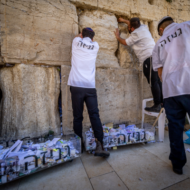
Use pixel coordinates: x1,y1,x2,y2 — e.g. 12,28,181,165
68,37,99,88
125,25,155,65
152,21,190,99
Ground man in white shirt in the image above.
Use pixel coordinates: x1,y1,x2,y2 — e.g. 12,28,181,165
152,16,190,174
68,27,110,158
114,17,163,113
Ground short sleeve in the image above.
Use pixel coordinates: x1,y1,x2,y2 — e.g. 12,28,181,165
72,37,81,48
125,33,139,46
183,21,190,30
94,42,99,53
152,44,163,71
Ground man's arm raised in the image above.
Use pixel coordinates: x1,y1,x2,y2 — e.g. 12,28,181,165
74,33,82,39
118,18,130,25
114,28,127,45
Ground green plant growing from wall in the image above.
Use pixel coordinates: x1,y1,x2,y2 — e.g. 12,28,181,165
166,0,172,3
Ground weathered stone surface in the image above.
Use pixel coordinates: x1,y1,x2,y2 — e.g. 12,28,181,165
117,23,139,69
61,66,142,134
79,10,119,68
1,0,190,138
149,21,160,43
135,0,167,21
0,64,60,138
98,0,134,17
70,0,97,8
148,0,190,23
70,0,167,21
0,0,78,65
61,65,72,134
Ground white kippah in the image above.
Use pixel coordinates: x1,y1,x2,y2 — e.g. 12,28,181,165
157,16,173,35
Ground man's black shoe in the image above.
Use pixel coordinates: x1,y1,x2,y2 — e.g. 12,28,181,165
173,167,183,175
94,141,110,158
145,104,161,113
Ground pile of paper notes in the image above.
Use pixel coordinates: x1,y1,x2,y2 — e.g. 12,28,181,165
0,135,81,184
84,123,155,151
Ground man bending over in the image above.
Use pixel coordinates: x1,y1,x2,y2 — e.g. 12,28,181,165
114,17,163,113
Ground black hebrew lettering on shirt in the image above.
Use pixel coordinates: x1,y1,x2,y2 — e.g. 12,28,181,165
160,40,167,47
160,28,183,47
77,41,94,50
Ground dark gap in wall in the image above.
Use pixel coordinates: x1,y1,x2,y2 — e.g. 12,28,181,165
148,21,154,38
148,0,154,5
57,66,62,134
115,47,119,61
0,88,2,109
115,15,129,20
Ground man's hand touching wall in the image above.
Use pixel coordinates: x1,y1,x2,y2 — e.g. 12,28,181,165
114,29,127,46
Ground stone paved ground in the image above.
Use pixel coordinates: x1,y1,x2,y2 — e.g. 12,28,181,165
1,131,190,190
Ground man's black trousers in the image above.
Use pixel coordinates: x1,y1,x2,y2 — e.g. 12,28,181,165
164,95,190,169
143,57,163,105
70,86,103,143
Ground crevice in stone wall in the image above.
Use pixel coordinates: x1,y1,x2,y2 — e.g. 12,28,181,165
115,47,119,59
57,66,62,135
148,21,153,36
77,8,142,71
148,21,159,42
148,0,154,5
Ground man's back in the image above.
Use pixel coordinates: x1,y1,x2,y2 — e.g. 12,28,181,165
153,21,190,98
68,37,99,88
126,25,155,64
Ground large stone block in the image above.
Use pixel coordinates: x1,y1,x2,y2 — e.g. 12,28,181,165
70,0,97,8
117,23,139,69
61,66,142,134
149,0,190,23
0,0,78,65
70,0,167,21
0,64,60,138
148,21,160,43
61,65,72,134
135,0,167,21
79,10,119,68
98,0,134,17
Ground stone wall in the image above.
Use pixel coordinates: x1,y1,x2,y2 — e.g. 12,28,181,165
79,10,119,68
0,0,78,66
0,0,190,137
0,64,60,138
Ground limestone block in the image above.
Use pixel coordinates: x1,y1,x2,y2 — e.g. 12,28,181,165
61,65,73,134
71,0,167,21
70,0,97,8
178,10,190,23
160,0,190,22
96,68,141,125
136,0,167,21
0,64,60,138
117,23,139,69
79,10,119,68
61,66,141,134
0,0,78,65
98,0,133,17
149,21,160,43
